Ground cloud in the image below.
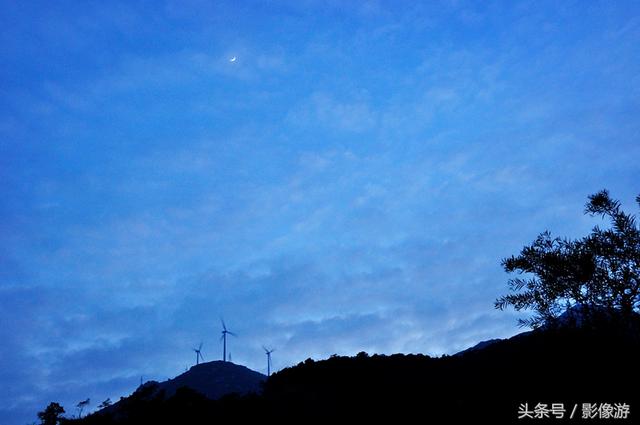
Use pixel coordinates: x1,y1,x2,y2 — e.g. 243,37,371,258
3,2,640,424
287,92,378,133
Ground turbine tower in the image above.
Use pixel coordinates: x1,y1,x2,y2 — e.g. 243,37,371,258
193,342,204,365
263,346,275,376
220,319,236,362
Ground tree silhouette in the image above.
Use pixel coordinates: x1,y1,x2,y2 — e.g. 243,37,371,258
37,402,65,425
76,398,90,418
495,190,640,328
98,398,112,409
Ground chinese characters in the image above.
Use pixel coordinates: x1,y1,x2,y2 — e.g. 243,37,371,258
518,402,630,420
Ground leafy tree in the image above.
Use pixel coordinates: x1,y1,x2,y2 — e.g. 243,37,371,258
495,190,640,328
37,402,65,425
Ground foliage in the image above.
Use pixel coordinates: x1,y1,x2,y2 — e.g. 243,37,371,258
37,402,65,425
495,190,640,328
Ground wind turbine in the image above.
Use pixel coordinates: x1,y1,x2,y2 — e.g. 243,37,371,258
220,319,236,362
263,346,275,376
193,342,205,365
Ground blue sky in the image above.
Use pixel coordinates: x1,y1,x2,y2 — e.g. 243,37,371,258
1,0,639,423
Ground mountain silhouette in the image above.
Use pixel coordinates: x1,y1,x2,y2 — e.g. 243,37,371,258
92,361,265,423
262,315,639,423
71,314,639,424
453,337,503,356
155,361,265,399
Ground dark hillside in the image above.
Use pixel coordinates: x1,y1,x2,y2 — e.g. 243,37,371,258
74,315,639,424
264,321,638,422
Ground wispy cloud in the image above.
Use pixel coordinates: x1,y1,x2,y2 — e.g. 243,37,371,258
2,2,640,424
287,92,378,133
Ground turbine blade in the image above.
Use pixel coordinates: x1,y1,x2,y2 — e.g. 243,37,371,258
228,331,237,337
198,342,203,351
221,318,227,331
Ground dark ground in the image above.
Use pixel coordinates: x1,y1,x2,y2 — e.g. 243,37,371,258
67,317,639,424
